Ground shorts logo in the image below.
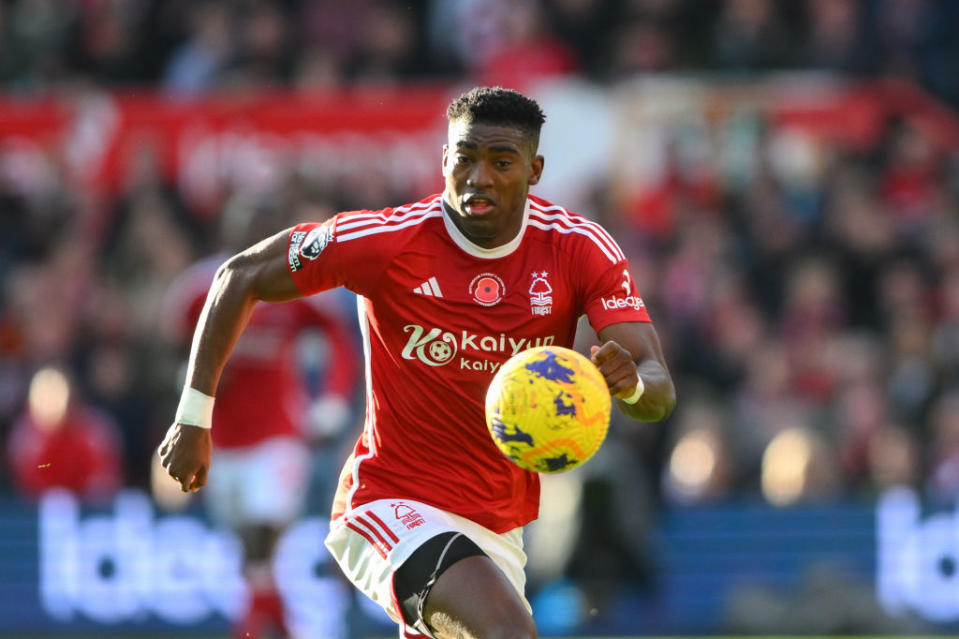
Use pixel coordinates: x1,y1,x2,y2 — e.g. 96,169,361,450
391,502,426,530
529,271,553,316
470,273,505,306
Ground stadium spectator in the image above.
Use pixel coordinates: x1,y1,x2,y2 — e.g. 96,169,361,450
607,16,678,77
542,0,621,79
7,366,123,501
476,0,578,88
163,1,234,94
711,0,793,72
800,0,871,73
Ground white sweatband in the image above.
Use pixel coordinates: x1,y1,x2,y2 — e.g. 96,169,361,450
621,376,645,405
174,387,215,429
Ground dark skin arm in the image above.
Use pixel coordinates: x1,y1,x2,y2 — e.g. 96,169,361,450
158,229,303,492
592,321,675,422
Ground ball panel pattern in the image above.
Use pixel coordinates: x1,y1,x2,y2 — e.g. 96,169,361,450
485,346,611,473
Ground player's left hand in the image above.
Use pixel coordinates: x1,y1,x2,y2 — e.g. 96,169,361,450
591,341,640,400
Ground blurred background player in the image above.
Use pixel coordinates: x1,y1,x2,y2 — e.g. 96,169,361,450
161,196,360,639
7,365,124,502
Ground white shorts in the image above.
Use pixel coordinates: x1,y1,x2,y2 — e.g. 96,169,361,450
206,436,311,529
324,499,529,636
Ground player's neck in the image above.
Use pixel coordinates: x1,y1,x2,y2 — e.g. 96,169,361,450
440,197,528,253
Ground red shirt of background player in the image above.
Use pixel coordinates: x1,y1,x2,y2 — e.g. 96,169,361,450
8,405,123,501
165,256,359,449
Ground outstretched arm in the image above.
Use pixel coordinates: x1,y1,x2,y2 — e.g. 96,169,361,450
592,321,675,422
183,230,303,394
158,229,303,492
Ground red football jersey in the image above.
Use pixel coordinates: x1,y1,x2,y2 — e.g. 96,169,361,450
8,407,123,500
289,194,651,532
165,256,359,449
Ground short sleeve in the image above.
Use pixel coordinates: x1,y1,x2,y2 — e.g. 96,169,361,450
288,221,339,295
287,212,395,297
580,254,651,333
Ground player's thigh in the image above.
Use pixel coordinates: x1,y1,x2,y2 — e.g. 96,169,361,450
205,448,245,528
325,499,531,633
424,555,536,639
240,437,311,524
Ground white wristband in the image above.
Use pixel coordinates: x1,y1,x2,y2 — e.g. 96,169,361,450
175,387,215,429
621,376,645,405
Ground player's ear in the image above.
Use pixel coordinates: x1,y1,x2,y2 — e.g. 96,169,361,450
528,154,544,186
441,144,450,176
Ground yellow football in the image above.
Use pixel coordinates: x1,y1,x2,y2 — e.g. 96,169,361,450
485,346,611,473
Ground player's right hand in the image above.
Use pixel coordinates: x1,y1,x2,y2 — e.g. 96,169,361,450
590,341,640,399
157,423,212,493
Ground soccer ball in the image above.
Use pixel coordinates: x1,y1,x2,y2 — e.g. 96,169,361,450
485,345,611,473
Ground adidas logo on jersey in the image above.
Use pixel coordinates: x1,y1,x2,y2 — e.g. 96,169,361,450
413,277,443,298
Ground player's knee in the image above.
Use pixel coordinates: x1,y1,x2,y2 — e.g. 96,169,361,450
484,612,537,639
429,609,536,639
415,550,536,639
468,592,536,639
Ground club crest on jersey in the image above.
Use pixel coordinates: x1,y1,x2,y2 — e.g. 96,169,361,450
529,271,553,316
470,273,505,306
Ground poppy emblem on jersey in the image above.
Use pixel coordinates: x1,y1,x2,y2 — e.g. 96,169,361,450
470,273,505,306
529,271,553,316
300,226,332,261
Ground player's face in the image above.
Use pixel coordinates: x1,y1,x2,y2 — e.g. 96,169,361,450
442,120,544,249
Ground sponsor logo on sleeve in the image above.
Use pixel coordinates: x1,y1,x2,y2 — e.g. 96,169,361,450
288,226,332,272
300,226,331,261
601,268,646,311
601,295,646,311
288,231,306,272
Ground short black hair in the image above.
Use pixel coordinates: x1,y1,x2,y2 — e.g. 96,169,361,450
446,87,546,143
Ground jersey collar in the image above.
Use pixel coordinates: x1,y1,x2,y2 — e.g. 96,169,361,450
440,195,529,260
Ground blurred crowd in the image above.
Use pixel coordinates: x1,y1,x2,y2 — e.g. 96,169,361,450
0,0,957,104
2,0,959,633
638,106,959,505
